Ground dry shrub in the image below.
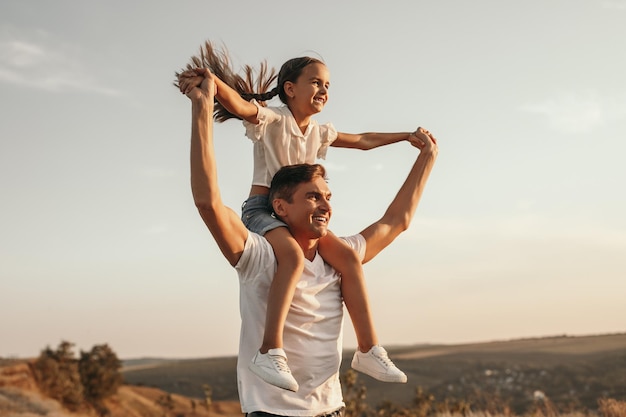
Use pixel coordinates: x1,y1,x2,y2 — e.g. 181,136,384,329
79,343,123,404
599,399,626,417
341,369,369,417
32,341,84,411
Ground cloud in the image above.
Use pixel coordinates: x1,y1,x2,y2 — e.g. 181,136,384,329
520,91,626,134
1,40,45,67
0,31,123,96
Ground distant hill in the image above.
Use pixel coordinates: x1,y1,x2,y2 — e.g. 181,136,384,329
121,333,626,414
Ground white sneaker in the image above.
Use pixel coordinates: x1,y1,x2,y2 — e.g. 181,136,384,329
351,345,407,383
248,348,299,392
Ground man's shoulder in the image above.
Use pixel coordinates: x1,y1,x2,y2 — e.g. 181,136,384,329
339,234,366,261
235,231,274,271
242,230,273,253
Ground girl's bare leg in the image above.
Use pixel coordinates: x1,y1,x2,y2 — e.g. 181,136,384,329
318,231,378,352
262,226,304,352
247,226,302,392
319,231,407,383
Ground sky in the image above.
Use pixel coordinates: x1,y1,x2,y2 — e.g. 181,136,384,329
1,0,625,360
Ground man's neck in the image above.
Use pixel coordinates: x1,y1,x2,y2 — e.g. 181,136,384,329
295,236,319,261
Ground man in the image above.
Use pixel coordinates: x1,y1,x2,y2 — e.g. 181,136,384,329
186,73,437,417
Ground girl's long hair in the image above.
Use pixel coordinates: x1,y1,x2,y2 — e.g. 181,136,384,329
174,41,278,122
175,41,324,123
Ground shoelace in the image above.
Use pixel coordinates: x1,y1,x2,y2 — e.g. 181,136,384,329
373,349,394,368
270,354,292,373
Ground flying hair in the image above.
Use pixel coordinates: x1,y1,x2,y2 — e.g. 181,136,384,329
175,41,325,122
174,41,278,122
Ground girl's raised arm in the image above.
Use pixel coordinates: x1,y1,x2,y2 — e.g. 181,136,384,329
212,74,259,123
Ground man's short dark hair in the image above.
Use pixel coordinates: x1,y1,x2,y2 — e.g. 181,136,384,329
269,164,327,204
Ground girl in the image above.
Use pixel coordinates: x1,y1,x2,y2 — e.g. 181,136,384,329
177,42,418,392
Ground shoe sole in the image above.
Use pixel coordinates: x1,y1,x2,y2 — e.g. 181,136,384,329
248,362,299,392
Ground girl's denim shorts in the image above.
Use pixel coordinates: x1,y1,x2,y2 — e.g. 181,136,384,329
241,194,287,236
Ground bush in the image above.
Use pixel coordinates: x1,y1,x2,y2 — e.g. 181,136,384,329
32,341,84,411
79,343,123,403
32,340,123,413
599,398,626,417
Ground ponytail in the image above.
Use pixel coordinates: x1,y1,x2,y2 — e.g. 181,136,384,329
241,87,280,103
174,41,278,122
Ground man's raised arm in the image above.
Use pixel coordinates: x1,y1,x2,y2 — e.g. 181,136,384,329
359,127,438,263
188,74,248,266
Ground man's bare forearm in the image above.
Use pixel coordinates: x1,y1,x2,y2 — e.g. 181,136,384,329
187,78,248,266
190,95,219,210
384,146,437,234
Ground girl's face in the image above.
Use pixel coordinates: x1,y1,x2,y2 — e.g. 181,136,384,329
285,63,330,117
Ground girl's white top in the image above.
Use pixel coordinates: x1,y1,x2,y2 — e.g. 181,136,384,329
244,100,338,188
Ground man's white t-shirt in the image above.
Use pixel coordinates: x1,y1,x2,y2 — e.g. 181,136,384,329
235,231,366,416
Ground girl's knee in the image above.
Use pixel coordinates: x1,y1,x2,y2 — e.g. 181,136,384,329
273,240,304,271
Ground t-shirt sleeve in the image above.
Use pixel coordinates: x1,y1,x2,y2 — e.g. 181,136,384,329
235,231,275,284
340,234,366,262
243,100,281,142
317,122,338,160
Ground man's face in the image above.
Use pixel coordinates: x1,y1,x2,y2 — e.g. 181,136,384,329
280,176,332,239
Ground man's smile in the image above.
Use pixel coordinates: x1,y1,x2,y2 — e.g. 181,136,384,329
312,215,328,224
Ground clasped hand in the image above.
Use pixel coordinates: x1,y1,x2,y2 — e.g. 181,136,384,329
178,68,216,96
409,127,438,152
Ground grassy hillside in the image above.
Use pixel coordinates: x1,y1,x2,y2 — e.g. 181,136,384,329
123,356,238,401
0,359,241,417
122,333,626,414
